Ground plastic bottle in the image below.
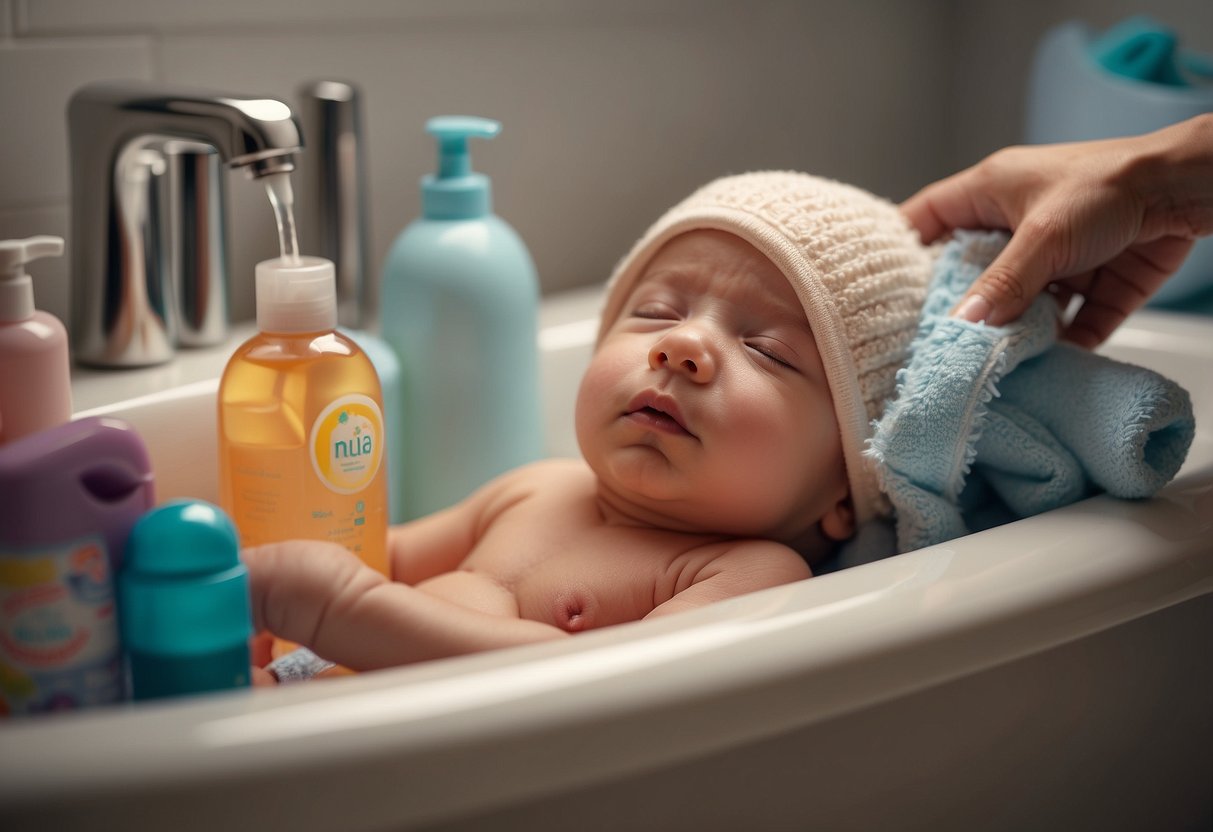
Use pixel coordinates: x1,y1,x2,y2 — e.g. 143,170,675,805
119,500,252,701
340,329,403,521
0,236,71,446
272,113,408,522
0,416,154,716
217,256,389,580
379,116,543,519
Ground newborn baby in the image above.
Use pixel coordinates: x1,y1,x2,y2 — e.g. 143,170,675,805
243,172,931,676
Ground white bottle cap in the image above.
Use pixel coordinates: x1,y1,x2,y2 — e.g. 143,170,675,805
0,236,64,324
255,256,338,334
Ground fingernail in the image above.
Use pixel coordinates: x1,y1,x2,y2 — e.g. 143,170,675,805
953,294,991,324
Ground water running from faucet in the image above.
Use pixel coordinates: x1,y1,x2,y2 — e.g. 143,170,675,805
265,172,301,265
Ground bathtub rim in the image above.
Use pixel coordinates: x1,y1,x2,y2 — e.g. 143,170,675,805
1,479,1209,826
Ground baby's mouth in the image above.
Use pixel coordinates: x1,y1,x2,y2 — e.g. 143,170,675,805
624,393,695,438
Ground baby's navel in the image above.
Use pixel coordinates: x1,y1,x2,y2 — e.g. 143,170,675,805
555,591,594,633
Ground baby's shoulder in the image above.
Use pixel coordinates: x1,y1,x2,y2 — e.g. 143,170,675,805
475,458,596,517
502,457,596,494
693,537,814,584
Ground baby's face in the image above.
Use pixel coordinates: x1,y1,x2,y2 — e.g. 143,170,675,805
576,230,851,546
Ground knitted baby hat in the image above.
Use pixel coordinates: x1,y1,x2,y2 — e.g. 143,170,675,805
598,171,932,524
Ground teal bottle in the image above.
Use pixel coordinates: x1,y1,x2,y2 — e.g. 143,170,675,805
119,500,252,700
379,117,543,519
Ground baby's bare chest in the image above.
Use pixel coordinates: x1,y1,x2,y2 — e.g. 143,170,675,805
458,505,695,632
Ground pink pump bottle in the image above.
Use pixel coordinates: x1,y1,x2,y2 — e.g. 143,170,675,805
0,236,71,446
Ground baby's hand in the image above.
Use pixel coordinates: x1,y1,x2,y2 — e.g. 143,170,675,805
248,636,339,686
241,539,379,648
251,665,279,686
249,630,278,685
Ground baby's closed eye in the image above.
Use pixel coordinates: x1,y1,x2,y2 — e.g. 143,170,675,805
630,301,680,320
746,338,798,370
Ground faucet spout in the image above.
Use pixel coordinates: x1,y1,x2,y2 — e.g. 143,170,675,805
68,81,303,367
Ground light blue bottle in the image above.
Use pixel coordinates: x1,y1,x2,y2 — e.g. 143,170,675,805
338,328,404,523
380,116,543,519
118,500,252,701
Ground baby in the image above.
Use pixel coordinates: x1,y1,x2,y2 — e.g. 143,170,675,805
243,171,931,677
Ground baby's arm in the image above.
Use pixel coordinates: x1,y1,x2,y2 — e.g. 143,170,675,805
644,540,812,620
388,464,539,584
243,540,569,671
247,464,564,672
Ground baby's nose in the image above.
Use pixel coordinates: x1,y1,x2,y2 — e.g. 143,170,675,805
649,328,716,382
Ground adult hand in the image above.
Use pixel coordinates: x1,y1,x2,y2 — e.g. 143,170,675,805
901,114,1213,348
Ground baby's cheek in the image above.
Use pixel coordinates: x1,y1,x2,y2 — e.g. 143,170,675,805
574,352,625,437
726,409,824,497
726,402,795,451
573,370,602,453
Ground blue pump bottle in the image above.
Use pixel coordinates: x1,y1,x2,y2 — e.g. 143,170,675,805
379,117,543,518
119,500,252,700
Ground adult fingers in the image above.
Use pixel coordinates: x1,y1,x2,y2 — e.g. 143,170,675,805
1061,265,1145,349
952,219,1061,325
901,169,994,244
1062,239,1190,347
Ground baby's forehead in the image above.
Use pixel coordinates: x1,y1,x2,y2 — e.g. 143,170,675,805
643,229,766,270
637,230,807,324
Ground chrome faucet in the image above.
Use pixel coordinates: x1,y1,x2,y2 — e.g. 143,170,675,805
68,81,303,367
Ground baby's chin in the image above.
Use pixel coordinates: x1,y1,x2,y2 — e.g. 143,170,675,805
583,446,844,550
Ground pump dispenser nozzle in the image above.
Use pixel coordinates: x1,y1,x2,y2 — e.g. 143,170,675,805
421,116,501,220
0,236,64,323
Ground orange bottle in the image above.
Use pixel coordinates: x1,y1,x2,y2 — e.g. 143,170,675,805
218,257,389,584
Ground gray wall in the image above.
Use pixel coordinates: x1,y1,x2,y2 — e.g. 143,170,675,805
1,0,1210,329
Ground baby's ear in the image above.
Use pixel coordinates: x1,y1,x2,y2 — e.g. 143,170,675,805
820,496,856,541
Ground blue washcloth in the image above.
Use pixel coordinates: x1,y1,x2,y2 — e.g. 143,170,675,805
863,230,1195,555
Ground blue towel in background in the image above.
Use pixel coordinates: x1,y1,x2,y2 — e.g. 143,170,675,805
858,230,1195,557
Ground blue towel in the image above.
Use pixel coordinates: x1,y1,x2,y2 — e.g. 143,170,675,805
861,230,1195,555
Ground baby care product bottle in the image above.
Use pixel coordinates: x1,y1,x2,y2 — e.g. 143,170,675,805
120,500,252,700
0,236,71,446
218,256,389,579
340,331,402,522
0,416,154,716
380,116,543,519
295,81,406,522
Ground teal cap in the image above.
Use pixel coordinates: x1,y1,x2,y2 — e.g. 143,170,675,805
421,116,499,220
119,499,252,657
1090,16,1188,87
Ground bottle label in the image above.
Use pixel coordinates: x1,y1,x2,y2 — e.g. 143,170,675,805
0,536,124,717
309,394,385,495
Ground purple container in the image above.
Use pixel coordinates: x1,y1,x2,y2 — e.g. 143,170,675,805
0,416,154,716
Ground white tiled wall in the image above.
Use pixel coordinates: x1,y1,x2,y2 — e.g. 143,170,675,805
0,31,152,318
1,0,1210,332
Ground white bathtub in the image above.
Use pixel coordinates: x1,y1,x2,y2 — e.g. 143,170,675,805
1,289,1210,832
